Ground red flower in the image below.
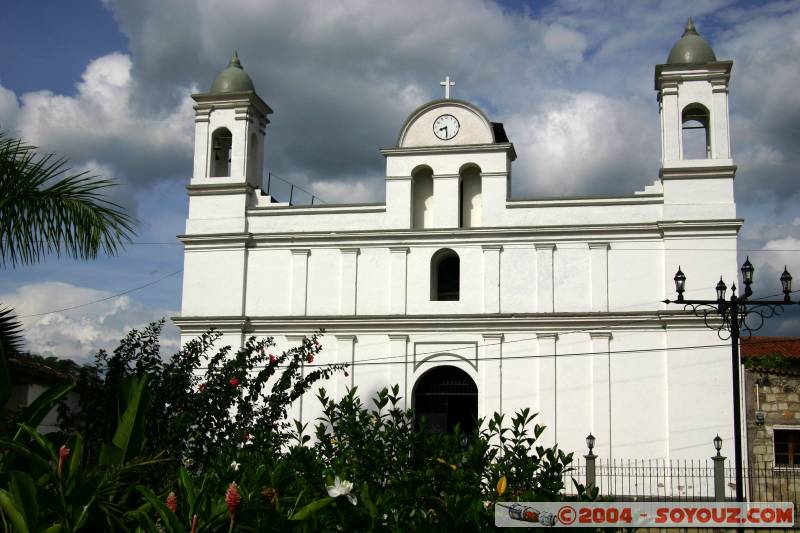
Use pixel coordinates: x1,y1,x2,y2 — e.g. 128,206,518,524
166,491,178,513
229,376,240,387
344,371,349,377
225,482,241,517
198,383,207,393
242,432,252,443
57,445,70,475
269,354,276,364
306,354,314,364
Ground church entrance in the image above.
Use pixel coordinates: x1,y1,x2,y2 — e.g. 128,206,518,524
413,365,478,435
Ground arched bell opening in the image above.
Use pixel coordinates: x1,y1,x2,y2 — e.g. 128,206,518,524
412,165,434,229
459,164,482,228
412,365,478,435
210,127,233,177
681,104,711,159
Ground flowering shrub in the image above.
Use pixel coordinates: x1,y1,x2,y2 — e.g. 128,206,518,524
57,321,346,470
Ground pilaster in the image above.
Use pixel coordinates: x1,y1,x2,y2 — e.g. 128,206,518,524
389,247,409,314
290,249,310,316
482,245,502,313
590,332,613,458
339,248,359,315
535,243,556,313
589,243,610,312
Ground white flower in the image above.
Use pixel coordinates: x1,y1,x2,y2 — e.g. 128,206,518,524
326,476,357,505
230,461,241,471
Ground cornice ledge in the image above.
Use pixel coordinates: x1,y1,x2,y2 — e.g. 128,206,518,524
658,219,743,235
380,142,516,159
187,181,253,196
177,232,252,245
659,164,737,180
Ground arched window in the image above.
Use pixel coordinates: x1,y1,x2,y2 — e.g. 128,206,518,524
682,104,710,159
412,166,433,229
459,165,481,228
210,127,232,177
431,248,459,301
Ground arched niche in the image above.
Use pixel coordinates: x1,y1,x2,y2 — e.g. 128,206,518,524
412,365,478,435
210,127,233,177
682,103,711,159
412,165,434,229
459,164,482,228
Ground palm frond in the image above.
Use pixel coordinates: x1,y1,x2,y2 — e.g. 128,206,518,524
0,306,24,357
0,131,137,268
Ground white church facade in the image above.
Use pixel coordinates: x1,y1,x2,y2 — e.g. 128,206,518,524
175,21,740,460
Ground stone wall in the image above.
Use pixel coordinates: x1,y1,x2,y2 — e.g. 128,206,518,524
744,367,800,503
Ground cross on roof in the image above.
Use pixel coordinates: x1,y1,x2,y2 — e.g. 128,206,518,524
440,75,455,99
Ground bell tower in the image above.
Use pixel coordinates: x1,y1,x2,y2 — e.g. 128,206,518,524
655,18,735,221
180,52,273,324
186,52,272,235
656,18,733,163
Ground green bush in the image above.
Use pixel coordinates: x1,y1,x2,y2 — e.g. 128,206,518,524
1,323,584,531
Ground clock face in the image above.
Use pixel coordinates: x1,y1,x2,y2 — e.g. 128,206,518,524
433,114,460,140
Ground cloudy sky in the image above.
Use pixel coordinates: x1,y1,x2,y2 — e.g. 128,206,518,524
2,0,800,361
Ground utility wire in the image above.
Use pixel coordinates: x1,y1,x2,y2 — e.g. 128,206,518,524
126,241,800,253
18,269,183,318
197,336,800,371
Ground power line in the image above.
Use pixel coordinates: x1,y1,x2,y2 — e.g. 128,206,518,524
18,269,183,318
195,324,800,371
127,241,800,253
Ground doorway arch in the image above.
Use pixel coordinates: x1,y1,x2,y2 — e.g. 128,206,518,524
412,365,478,434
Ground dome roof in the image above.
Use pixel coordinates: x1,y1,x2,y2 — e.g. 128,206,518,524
210,51,255,93
667,18,717,65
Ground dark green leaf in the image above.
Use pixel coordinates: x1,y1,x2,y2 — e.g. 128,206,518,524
289,497,333,521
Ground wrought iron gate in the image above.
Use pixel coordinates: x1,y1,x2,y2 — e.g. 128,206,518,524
413,365,478,434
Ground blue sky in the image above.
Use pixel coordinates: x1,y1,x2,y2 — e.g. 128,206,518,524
2,0,800,360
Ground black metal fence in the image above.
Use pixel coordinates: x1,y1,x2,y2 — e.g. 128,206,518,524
563,458,800,528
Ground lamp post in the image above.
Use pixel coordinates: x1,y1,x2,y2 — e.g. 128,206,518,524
712,435,726,502
664,258,797,502
585,433,597,490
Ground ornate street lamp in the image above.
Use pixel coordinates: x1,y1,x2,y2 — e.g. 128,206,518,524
713,434,722,457
586,433,596,454
664,259,799,502
584,433,597,490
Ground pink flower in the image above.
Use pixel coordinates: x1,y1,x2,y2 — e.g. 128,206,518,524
229,377,240,388
226,482,241,517
166,491,178,513
269,354,276,364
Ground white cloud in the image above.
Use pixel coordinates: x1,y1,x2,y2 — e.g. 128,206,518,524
4,53,195,199
2,282,179,363
506,91,657,197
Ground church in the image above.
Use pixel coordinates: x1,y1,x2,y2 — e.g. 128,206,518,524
174,20,739,461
